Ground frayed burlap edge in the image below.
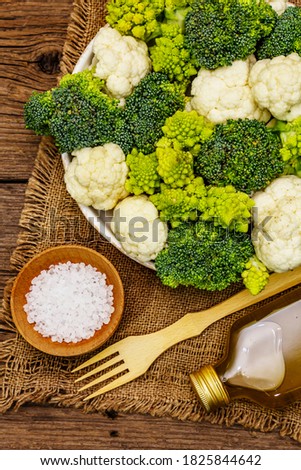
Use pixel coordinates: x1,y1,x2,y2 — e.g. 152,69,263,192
1,0,301,445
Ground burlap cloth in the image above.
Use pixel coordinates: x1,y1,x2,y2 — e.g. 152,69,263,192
1,0,301,445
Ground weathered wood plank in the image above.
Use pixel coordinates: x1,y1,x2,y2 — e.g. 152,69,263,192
0,1,73,180
0,405,299,450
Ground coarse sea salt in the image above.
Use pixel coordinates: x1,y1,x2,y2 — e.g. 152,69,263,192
24,261,114,343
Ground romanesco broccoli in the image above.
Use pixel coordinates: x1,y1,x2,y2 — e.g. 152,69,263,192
150,177,207,227
156,146,194,188
150,28,197,88
164,0,192,32
241,256,270,295
125,148,161,195
105,0,165,42
201,186,255,233
159,110,214,155
273,118,301,177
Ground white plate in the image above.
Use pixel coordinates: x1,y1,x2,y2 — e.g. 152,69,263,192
61,39,155,270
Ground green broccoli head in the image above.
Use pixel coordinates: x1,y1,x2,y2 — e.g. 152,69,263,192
150,177,207,227
160,110,214,155
105,0,165,41
156,145,194,187
184,0,277,69
241,255,269,295
201,185,255,233
124,72,185,154
155,221,254,290
113,116,135,157
125,148,161,195
24,90,55,136
257,7,301,60
194,119,284,194
24,69,132,154
273,117,301,177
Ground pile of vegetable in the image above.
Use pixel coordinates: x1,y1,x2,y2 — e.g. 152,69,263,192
24,0,301,296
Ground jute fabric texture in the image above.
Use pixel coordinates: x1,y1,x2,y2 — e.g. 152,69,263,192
1,0,301,443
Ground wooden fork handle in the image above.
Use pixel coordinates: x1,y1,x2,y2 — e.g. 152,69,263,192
156,265,301,351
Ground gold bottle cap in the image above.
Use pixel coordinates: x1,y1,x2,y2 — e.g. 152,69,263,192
190,365,230,412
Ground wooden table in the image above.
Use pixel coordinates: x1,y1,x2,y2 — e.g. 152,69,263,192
0,0,300,450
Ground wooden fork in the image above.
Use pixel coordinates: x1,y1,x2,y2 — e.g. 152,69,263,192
72,266,301,400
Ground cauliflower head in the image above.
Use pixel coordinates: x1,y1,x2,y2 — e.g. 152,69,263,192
252,175,301,273
111,195,168,262
64,143,128,211
190,56,270,124
249,53,301,121
92,25,151,99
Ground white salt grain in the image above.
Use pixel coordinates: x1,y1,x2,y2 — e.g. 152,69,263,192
24,262,114,343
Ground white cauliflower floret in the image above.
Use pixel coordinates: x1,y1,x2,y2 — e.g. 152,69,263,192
190,56,270,124
64,143,128,211
92,25,151,99
111,195,168,262
265,0,288,15
249,53,301,121
252,175,301,273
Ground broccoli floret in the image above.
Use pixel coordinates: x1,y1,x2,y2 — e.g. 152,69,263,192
184,0,277,69
150,177,207,227
150,30,197,88
125,148,161,195
124,72,185,154
155,221,254,290
241,255,269,295
257,7,301,60
273,118,301,177
24,69,132,154
201,186,255,233
23,90,55,135
113,117,135,156
194,119,284,194
156,146,194,188
105,0,165,42
159,110,214,155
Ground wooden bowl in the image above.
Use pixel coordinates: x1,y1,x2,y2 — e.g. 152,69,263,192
10,245,124,357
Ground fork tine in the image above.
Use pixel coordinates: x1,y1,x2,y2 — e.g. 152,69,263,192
78,364,128,392
83,373,133,401
71,343,120,373
74,356,123,383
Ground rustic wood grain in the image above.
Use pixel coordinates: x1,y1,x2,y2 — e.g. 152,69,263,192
0,2,72,181
1,0,300,451
1,405,300,451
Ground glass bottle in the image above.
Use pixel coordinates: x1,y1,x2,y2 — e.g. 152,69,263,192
190,287,301,412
